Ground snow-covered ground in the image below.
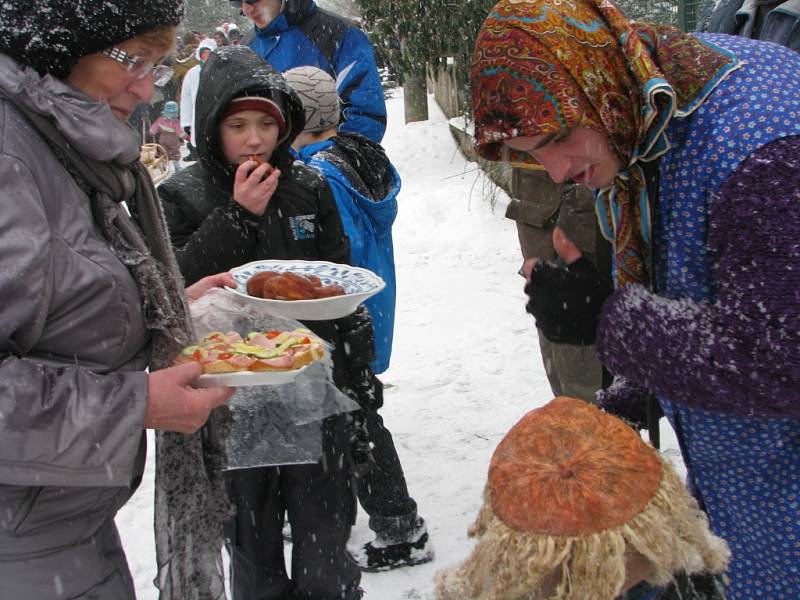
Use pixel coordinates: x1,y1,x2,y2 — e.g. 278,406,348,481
118,89,683,599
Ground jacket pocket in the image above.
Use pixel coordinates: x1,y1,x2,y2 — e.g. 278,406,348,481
4,485,44,534
9,485,131,541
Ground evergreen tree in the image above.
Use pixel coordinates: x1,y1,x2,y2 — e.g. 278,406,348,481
355,0,691,120
617,0,680,26
318,0,361,18
356,0,495,118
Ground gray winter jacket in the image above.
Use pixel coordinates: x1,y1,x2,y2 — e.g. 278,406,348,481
0,54,149,593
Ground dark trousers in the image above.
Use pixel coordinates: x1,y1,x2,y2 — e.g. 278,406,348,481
225,416,360,600
356,408,418,542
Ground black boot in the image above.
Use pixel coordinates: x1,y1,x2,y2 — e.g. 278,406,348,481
349,517,434,572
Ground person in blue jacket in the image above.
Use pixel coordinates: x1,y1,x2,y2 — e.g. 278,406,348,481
285,65,434,572
286,65,397,374
235,0,387,143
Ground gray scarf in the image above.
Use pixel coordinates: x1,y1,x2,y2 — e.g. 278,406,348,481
2,91,232,600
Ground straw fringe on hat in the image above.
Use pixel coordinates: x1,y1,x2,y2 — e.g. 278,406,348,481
436,397,730,600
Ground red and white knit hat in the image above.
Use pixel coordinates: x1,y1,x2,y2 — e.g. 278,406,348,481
223,96,288,141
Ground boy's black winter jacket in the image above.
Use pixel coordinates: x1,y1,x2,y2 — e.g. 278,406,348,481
159,46,379,402
161,154,347,284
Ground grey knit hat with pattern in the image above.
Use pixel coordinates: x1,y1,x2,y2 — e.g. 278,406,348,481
283,66,341,133
0,0,184,79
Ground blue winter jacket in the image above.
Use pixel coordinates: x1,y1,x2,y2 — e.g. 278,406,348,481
296,134,399,373
248,0,387,143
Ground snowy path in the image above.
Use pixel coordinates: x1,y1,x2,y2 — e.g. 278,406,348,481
118,90,682,599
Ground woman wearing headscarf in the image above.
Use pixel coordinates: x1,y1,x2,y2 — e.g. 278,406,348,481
471,1,800,597
0,2,233,598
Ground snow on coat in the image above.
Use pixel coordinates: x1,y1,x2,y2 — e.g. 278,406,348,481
159,46,378,389
0,53,149,596
296,133,400,373
248,0,387,143
596,34,800,599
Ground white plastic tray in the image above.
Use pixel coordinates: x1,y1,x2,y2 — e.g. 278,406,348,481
195,364,308,388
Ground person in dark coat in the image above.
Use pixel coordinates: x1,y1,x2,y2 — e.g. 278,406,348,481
159,45,377,600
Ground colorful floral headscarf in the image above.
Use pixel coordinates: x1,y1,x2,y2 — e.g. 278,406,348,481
471,0,739,286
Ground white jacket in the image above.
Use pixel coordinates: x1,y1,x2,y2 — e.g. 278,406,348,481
179,38,217,134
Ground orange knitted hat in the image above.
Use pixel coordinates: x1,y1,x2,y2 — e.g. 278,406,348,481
488,396,662,536
436,397,730,600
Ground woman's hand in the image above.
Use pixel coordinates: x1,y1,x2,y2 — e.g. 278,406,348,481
524,227,612,345
185,272,238,303
145,362,233,433
521,228,582,280
232,159,281,216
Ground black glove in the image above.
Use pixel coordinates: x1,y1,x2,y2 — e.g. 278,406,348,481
525,256,613,345
340,364,384,411
335,305,376,369
335,305,383,410
347,409,375,478
183,126,191,138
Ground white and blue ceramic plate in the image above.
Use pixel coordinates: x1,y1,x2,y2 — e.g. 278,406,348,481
227,260,386,320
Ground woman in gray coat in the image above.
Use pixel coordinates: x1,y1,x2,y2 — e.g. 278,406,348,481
0,2,233,598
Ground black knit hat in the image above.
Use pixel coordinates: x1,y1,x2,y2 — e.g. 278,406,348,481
0,0,184,79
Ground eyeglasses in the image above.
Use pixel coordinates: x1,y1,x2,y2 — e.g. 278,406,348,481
229,0,258,8
102,47,174,87
531,128,572,152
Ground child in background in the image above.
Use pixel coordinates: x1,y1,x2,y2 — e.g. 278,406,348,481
179,37,217,156
148,100,185,172
285,65,434,572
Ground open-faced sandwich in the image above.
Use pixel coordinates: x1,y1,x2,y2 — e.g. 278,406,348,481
174,329,324,373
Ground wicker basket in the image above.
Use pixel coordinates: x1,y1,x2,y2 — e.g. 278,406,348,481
140,143,171,185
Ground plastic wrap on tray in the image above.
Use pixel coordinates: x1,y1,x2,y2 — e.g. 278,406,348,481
188,289,359,468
